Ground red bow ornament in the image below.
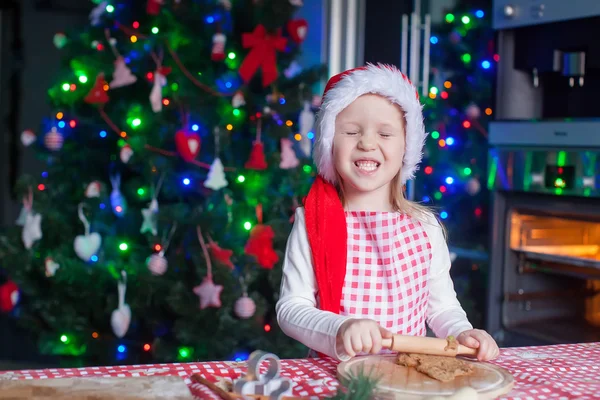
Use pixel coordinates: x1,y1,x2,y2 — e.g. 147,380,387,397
239,25,287,87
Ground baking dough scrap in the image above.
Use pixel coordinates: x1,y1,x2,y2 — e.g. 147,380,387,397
445,335,458,352
396,353,474,383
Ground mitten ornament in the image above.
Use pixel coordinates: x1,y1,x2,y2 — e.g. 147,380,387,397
244,205,278,269
110,174,127,217
110,57,137,89
0,281,19,313
194,227,223,309
175,130,201,162
74,203,102,262
279,138,299,169
298,101,315,156
84,73,109,104
211,33,226,62
110,271,131,338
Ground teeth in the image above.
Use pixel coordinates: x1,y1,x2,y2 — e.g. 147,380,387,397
355,161,379,171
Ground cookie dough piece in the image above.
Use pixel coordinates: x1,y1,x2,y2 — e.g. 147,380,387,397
396,353,474,383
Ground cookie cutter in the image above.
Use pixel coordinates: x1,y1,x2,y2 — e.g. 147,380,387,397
233,350,293,400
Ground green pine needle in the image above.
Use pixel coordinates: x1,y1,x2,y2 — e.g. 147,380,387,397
328,365,381,400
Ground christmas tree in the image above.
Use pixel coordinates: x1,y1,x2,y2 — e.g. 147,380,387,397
416,0,494,327
0,0,324,367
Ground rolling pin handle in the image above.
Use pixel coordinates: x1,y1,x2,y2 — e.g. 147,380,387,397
381,337,393,350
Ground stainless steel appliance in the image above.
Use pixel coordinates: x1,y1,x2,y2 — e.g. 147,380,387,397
487,0,600,347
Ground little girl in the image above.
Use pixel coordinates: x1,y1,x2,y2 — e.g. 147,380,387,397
276,63,499,362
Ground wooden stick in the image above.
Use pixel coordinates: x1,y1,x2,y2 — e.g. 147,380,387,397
381,335,478,357
190,374,235,400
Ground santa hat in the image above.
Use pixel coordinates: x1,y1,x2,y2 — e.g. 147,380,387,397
313,63,426,185
304,64,426,338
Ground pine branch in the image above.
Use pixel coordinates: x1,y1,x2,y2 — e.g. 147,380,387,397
328,365,380,400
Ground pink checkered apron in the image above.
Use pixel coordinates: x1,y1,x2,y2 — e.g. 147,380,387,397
340,211,432,343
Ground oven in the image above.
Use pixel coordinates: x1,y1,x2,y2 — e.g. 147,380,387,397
486,0,600,347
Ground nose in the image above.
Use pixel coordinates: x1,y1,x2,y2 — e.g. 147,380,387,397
357,132,377,151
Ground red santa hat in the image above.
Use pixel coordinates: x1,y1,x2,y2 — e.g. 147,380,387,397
313,63,426,185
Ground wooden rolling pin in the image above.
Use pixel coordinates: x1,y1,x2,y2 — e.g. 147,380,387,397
381,335,478,357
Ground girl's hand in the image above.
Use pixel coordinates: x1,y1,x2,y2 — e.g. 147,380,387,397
457,329,500,361
336,319,393,358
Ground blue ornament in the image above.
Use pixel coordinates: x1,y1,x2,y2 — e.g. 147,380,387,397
110,174,127,218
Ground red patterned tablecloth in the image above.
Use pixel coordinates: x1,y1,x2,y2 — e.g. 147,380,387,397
2,343,600,399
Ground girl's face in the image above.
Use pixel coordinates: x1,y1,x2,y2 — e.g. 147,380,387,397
333,94,406,204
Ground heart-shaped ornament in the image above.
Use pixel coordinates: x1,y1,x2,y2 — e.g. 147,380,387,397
175,130,201,162
74,232,102,261
287,19,308,44
111,304,131,338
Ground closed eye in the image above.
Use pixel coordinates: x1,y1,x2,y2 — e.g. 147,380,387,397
379,132,392,138
344,131,359,135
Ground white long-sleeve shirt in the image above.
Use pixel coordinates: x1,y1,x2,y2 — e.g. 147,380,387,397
276,207,473,361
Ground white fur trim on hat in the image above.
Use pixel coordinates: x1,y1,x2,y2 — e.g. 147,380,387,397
313,63,427,185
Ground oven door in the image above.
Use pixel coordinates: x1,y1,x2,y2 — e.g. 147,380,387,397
487,191,600,347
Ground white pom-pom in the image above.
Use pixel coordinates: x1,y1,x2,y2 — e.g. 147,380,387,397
147,254,168,276
466,177,481,196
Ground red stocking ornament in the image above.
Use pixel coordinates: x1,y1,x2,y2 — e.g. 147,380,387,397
85,73,109,105
212,33,226,61
244,205,278,269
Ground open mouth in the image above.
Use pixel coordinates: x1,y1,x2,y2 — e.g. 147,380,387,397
354,160,380,172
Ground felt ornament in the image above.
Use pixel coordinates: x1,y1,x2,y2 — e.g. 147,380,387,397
146,223,177,276
20,188,42,250
74,203,102,262
140,173,165,236
204,128,228,190
110,174,127,217
245,119,267,170
146,0,163,15
234,278,255,319
111,271,131,338
85,181,101,198
193,227,223,309
211,33,226,61
110,57,137,89
232,91,246,108
298,101,315,156
289,0,303,5
120,144,133,163
20,130,36,146
284,61,302,79
218,0,232,10
466,177,481,196
279,138,299,169
45,257,60,277
175,130,201,162
89,1,107,26
44,127,64,151
84,73,109,104
287,19,308,44
0,281,19,313
244,204,278,269
149,50,171,113
207,235,234,270
238,25,287,87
